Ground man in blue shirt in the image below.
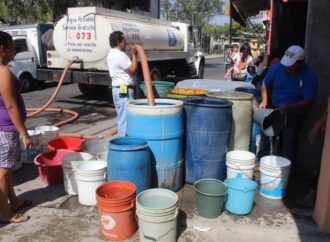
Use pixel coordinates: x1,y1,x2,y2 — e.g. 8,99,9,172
259,45,318,163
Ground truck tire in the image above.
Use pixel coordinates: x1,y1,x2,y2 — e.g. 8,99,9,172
197,59,205,79
78,83,90,96
20,74,34,92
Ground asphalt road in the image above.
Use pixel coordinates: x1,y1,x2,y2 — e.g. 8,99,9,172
22,57,226,136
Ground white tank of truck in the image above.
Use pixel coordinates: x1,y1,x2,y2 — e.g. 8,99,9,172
53,7,185,64
41,6,204,95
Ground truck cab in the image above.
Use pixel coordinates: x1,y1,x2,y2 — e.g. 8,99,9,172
0,24,52,92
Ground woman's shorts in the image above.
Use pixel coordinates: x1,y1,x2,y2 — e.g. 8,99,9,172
0,131,20,169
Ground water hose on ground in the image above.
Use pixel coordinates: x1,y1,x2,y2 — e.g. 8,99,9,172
27,61,76,118
27,45,152,137
25,59,117,138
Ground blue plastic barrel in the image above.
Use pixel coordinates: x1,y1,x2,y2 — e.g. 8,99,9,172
235,87,261,103
108,137,151,194
127,99,184,191
183,97,232,183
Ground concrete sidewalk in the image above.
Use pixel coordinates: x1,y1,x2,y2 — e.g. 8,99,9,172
0,164,329,242
205,54,223,60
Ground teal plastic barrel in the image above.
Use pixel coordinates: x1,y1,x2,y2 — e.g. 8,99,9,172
139,81,175,98
127,99,184,191
194,179,227,218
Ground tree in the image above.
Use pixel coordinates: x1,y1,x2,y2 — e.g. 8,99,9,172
160,0,175,21
167,0,225,26
0,0,104,24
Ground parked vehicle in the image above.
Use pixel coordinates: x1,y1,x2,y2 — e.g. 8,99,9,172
0,24,52,92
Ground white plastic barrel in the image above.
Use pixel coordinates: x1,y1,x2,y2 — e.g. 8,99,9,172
226,150,256,179
35,126,59,153
207,91,254,151
136,188,178,242
19,130,41,165
62,152,94,195
75,160,107,206
259,156,291,199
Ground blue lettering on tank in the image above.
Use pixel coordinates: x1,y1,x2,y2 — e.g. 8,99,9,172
167,29,177,47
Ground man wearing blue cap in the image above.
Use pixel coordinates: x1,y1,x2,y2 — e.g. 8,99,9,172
259,45,318,164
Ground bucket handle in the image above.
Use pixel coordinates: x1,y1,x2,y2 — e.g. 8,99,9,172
258,167,287,186
231,162,254,180
137,209,179,241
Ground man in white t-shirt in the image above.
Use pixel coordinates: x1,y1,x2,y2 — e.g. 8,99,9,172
107,31,137,136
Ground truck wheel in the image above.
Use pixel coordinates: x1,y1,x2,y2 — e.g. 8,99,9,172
78,83,90,96
20,75,34,92
197,60,205,79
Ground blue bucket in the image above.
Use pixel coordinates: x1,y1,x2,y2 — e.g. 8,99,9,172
224,178,257,215
127,99,184,191
184,97,232,183
108,137,151,194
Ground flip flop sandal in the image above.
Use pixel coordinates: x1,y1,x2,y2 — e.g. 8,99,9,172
0,213,30,223
12,200,33,212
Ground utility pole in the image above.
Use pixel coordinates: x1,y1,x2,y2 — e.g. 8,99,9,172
229,0,232,44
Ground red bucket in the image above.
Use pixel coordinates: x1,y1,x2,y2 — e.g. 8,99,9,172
96,181,137,241
34,149,74,184
47,137,85,152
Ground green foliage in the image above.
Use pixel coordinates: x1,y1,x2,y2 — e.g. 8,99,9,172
160,0,175,21
202,21,246,40
161,0,225,26
0,0,99,24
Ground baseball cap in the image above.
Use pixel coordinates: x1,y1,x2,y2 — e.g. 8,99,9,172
280,45,305,67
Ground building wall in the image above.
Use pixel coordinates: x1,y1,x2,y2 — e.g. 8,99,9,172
296,0,330,178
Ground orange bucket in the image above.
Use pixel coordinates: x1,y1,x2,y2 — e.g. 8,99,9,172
96,181,137,241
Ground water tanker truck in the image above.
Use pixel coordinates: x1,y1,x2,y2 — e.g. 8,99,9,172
37,6,205,95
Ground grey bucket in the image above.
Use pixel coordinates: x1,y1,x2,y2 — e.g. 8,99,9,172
253,108,285,136
80,137,114,157
194,179,227,218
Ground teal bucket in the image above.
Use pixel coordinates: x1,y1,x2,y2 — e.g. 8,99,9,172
194,179,227,218
139,81,175,98
224,178,257,215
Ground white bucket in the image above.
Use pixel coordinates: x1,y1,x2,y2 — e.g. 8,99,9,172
75,160,107,206
259,155,291,199
35,126,59,153
62,152,94,195
136,188,178,242
226,150,256,179
96,151,108,162
20,130,41,164
226,161,256,179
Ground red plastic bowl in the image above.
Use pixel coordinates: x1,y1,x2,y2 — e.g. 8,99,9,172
47,137,85,152
34,149,75,184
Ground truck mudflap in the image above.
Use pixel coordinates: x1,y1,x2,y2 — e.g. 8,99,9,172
37,69,110,85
